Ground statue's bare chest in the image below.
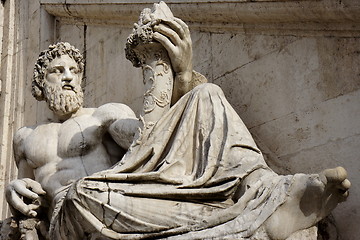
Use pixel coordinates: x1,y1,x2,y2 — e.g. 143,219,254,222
57,116,104,158
24,116,105,167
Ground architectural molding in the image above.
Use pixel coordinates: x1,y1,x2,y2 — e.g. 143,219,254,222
41,1,360,24
41,0,360,35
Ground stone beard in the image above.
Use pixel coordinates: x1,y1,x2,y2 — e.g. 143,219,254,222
43,82,84,116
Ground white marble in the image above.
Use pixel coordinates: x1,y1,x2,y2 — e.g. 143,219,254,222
3,3,352,240
1,1,359,239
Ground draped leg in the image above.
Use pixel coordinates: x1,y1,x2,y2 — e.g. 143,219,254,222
50,84,291,240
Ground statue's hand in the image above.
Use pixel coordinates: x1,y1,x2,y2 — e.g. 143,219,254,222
153,17,194,103
6,178,46,217
153,17,193,79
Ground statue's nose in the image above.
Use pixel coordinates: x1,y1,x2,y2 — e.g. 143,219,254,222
62,68,73,82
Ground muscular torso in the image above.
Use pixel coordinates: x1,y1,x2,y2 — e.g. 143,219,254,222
15,104,138,209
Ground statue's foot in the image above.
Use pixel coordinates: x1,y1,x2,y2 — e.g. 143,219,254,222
320,167,350,216
264,167,350,239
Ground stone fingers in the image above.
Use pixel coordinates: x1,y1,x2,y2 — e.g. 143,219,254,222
341,179,351,190
153,23,181,47
153,32,177,58
339,179,351,199
22,178,47,195
5,178,46,217
6,185,38,217
173,17,191,38
13,179,40,200
157,17,187,40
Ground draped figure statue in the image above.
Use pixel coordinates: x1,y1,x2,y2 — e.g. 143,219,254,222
5,2,350,240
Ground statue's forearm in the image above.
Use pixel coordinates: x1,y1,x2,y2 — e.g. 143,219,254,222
171,71,192,105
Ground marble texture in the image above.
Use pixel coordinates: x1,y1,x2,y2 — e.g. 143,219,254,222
3,3,352,240
0,1,359,239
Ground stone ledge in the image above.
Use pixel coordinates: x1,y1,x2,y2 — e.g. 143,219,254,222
42,0,360,25
42,0,318,3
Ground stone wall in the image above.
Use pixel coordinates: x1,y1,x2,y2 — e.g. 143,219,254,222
0,2,3,75
0,0,359,239
209,32,360,240
0,0,26,218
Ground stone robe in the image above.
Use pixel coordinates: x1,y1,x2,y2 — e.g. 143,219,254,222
50,83,294,240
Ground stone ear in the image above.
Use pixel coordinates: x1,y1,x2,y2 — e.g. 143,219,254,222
31,81,45,101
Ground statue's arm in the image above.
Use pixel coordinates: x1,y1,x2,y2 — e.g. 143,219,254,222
6,127,46,217
108,117,140,150
93,103,140,151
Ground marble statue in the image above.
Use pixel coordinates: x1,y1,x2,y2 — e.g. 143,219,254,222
5,2,350,240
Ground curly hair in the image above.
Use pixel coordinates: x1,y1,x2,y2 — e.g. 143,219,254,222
32,42,85,101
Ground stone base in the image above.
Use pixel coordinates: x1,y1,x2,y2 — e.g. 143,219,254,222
0,217,318,240
238,226,318,240
286,227,318,240
0,218,20,240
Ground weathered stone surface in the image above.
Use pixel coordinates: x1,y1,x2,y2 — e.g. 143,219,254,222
1,1,359,239
0,218,20,240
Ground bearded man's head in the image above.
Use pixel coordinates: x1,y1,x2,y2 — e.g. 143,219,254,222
32,42,85,116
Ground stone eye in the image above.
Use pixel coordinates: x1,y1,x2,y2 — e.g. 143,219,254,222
70,67,79,73
49,68,61,74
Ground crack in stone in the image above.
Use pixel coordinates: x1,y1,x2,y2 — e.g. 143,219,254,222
213,38,300,81
72,118,90,176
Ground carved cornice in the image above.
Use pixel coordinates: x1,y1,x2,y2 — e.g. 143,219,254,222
41,0,360,35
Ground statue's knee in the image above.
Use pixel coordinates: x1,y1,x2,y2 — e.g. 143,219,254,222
192,83,224,97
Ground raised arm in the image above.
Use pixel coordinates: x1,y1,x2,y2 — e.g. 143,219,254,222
126,2,207,108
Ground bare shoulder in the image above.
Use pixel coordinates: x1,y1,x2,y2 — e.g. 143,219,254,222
13,126,35,165
77,107,97,116
13,123,60,154
13,126,35,147
93,103,136,120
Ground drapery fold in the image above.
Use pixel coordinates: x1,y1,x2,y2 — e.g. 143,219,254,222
50,84,291,240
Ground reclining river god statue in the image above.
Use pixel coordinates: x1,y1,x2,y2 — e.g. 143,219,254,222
5,2,350,240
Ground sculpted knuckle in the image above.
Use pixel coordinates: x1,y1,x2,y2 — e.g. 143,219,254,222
13,180,24,188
